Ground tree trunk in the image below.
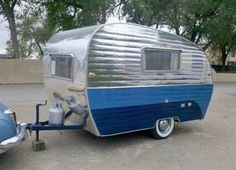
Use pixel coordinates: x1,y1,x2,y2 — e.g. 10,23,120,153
6,8,20,59
190,22,197,43
202,40,212,51
101,7,107,24
221,47,227,72
35,41,44,59
175,26,180,35
190,30,197,43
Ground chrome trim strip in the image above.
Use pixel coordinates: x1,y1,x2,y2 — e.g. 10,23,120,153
87,83,213,90
100,127,153,137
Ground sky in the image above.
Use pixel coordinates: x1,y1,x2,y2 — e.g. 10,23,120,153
0,17,9,54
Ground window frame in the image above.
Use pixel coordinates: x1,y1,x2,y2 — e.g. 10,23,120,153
49,54,74,81
141,47,182,73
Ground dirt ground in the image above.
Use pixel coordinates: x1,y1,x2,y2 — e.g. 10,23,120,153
0,83,235,170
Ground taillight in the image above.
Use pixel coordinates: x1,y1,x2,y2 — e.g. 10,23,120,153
4,109,17,122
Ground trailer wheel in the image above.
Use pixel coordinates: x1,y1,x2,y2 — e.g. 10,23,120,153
151,118,174,139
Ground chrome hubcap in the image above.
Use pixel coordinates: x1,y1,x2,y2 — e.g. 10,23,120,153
158,119,170,132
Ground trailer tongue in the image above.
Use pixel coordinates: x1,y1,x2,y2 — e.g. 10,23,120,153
26,99,88,151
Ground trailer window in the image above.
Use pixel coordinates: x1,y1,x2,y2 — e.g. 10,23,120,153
142,48,180,71
50,55,73,80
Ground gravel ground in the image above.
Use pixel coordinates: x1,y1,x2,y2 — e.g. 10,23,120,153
0,83,235,170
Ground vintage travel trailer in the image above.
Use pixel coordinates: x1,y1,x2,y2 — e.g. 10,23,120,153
43,23,213,139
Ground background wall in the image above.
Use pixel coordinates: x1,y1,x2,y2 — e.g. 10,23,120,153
0,59,43,84
0,59,235,84
212,72,236,82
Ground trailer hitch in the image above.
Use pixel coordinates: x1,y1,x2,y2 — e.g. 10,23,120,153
26,100,48,151
35,100,47,141
26,100,88,152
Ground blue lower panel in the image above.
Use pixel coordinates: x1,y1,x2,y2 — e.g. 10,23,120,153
88,84,213,136
92,101,202,135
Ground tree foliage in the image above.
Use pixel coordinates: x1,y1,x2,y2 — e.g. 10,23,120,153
120,0,236,69
206,0,236,68
0,0,20,58
1,0,236,66
44,0,116,30
121,0,223,45
5,0,117,58
7,12,55,59
122,0,168,27
4,1,55,58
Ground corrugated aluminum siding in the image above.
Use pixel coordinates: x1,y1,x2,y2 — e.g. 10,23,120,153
87,24,208,87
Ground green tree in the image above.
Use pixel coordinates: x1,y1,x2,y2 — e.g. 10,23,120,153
17,13,55,58
6,0,117,58
206,0,236,70
0,0,20,58
44,0,116,31
120,0,236,69
5,1,55,59
122,0,168,27
165,0,224,51
121,0,222,47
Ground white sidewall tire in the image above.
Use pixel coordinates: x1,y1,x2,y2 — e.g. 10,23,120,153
154,118,174,138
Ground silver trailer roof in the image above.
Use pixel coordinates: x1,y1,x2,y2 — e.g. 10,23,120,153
44,23,211,88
